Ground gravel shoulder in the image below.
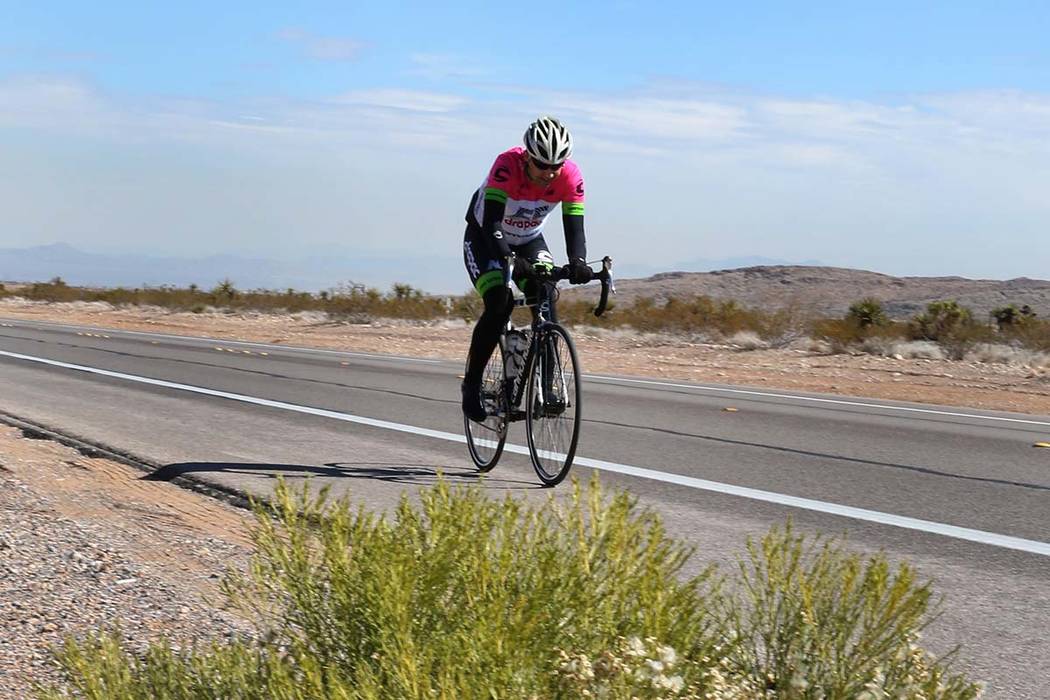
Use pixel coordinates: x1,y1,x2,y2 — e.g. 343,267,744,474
0,425,253,698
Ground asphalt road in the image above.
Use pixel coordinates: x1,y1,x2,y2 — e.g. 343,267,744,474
2,317,1049,697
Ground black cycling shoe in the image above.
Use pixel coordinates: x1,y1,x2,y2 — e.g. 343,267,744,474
461,381,487,423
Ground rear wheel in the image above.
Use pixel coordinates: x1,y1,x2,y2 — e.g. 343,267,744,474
464,345,509,472
524,324,581,486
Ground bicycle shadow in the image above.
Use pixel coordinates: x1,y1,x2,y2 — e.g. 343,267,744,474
143,461,540,489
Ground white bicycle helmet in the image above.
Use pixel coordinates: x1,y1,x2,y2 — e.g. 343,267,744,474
523,116,573,165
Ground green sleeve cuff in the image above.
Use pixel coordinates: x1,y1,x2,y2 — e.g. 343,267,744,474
484,187,508,203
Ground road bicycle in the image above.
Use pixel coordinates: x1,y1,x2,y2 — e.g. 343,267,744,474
464,255,613,486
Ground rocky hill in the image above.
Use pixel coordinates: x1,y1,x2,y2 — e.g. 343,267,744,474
562,266,1050,320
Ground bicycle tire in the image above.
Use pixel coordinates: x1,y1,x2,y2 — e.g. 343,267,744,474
463,346,509,472
524,323,582,486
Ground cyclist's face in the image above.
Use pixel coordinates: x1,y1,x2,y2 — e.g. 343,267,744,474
526,156,563,183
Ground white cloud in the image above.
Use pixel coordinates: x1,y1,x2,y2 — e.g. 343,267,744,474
277,28,364,61
756,99,926,139
0,76,104,118
4,72,1050,280
331,89,468,113
5,75,1049,168
556,95,750,143
407,53,487,81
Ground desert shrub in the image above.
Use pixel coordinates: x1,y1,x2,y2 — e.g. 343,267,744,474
811,318,865,353
756,304,813,349
1010,319,1050,353
847,297,889,329
813,301,903,354
448,293,481,322
25,277,79,303
716,524,982,699
40,479,981,700
908,300,973,342
211,278,238,303
939,324,995,361
991,304,1037,332
908,301,993,360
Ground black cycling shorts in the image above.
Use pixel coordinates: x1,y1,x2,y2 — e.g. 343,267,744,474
463,220,553,297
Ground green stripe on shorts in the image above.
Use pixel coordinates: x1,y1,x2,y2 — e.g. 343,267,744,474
475,270,503,296
563,202,585,215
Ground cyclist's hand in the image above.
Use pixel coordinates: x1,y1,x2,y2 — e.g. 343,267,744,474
532,260,555,279
568,259,593,285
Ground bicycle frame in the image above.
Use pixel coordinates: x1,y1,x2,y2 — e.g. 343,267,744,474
463,252,613,485
499,254,612,419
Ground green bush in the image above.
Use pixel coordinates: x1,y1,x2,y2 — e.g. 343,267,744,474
908,301,992,360
908,300,973,342
718,524,981,698
39,479,981,699
990,304,1036,331
847,298,888,329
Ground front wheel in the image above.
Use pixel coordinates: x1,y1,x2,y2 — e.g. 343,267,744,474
525,323,582,486
464,346,508,472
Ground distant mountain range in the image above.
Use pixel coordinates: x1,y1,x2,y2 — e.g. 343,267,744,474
0,243,822,295
612,256,824,279
0,243,465,294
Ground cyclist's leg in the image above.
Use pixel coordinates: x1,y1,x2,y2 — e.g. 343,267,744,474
516,236,558,323
462,223,512,420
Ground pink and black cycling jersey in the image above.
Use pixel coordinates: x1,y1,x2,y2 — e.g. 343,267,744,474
470,147,585,247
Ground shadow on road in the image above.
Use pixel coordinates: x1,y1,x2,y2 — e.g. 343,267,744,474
143,461,540,489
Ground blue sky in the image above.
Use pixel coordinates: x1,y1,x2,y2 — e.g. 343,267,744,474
2,1,1050,290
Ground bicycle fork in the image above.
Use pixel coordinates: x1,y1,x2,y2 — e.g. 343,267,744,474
534,334,568,417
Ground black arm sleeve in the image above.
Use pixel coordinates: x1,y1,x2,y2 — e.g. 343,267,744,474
482,197,508,260
466,189,509,260
563,212,586,262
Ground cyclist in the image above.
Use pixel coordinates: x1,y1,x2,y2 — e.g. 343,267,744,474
461,115,593,422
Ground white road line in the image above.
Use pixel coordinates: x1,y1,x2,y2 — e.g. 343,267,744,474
2,348,1048,558
0,318,441,364
588,374,1050,427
